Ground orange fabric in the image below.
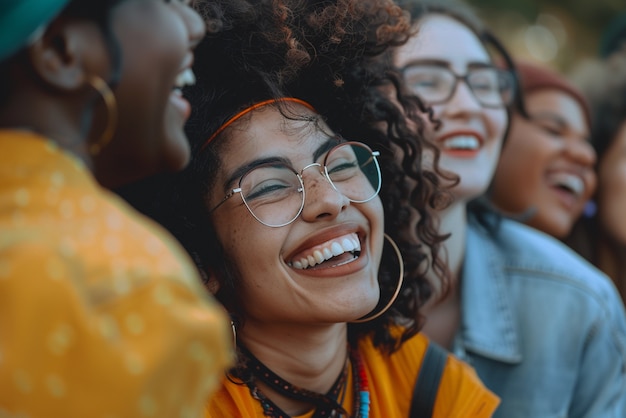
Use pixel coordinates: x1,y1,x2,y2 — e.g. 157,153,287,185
0,130,233,417
206,333,499,417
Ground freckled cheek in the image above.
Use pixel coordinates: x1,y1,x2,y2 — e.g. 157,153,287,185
213,207,247,253
220,218,251,259
219,217,282,278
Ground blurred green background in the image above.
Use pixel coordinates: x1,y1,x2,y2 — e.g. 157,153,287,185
467,0,625,71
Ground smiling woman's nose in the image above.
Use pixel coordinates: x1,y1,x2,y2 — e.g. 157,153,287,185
442,81,483,117
300,170,349,221
565,139,596,167
183,2,206,48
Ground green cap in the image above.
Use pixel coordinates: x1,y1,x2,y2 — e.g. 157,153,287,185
0,0,71,61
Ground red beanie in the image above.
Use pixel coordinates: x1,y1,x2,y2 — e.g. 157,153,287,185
515,60,592,126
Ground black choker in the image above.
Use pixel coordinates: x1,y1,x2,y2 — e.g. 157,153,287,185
236,344,369,418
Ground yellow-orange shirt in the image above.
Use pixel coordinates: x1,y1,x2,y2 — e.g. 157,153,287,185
206,333,499,417
0,130,233,417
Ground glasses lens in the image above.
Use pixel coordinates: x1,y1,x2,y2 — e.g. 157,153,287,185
239,164,304,227
324,142,381,203
467,68,514,107
402,65,455,104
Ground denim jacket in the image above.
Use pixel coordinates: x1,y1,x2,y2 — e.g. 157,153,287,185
452,216,626,418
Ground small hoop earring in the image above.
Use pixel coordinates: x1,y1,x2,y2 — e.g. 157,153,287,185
230,320,237,347
351,233,404,323
86,76,118,156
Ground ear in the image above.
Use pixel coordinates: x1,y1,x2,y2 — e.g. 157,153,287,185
205,270,221,295
26,17,103,91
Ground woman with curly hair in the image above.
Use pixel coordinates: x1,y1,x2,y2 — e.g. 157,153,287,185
394,0,626,416
122,0,500,416
0,0,232,416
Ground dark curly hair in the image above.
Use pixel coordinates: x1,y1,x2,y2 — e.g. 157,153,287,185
122,0,451,357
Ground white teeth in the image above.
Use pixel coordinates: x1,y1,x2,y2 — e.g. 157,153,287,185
342,238,355,252
548,173,584,197
442,136,480,150
290,234,361,270
175,68,196,88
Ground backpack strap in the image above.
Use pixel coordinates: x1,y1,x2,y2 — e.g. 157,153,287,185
409,341,448,418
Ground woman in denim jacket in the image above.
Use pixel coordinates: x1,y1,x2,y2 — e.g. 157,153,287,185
394,0,626,416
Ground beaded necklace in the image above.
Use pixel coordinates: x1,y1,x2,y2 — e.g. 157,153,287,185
238,345,370,418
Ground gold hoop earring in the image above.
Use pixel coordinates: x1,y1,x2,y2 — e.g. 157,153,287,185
86,76,117,156
351,233,404,323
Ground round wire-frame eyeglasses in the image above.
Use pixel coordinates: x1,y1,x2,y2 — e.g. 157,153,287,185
210,141,382,227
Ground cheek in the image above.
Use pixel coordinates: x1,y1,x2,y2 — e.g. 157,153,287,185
373,196,385,219
112,52,172,148
215,210,254,260
503,128,552,180
506,124,542,155
583,170,597,202
485,109,508,145
116,17,187,98
214,208,283,281
369,198,386,266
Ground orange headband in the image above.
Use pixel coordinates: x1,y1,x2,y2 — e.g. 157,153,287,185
201,97,316,150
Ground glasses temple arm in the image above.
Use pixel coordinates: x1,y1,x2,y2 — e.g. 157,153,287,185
209,188,242,213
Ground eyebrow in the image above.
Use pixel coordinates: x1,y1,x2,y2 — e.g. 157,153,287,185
223,156,292,191
313,137,342,161
400,58,494,71
222,137,342,190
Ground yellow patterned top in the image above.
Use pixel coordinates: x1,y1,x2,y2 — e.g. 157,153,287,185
0,130,233,417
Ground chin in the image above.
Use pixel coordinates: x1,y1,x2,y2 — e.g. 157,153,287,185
452,184,490,202
530,215,571,239
349,286,381,320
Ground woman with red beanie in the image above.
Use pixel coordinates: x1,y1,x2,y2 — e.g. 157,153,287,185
490,60,597,238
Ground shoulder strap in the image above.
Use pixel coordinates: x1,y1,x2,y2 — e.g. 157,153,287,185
409,341,448,418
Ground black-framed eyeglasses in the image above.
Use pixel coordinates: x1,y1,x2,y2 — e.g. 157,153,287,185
210,141,382,227
400,63,515,108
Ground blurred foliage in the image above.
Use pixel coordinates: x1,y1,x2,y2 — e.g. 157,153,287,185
466,0,625,70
